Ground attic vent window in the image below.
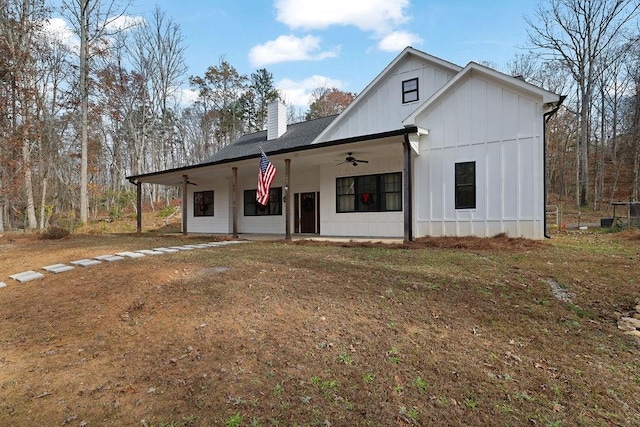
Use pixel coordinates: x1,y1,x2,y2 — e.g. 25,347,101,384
402,78,419,103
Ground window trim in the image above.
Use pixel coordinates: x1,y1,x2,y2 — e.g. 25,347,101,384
455,161,476,210
402,77,419,103
244,187,283,216
193,190,214,217
336,172,402,213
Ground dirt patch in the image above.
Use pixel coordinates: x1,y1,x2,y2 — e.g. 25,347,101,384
0,231,639,426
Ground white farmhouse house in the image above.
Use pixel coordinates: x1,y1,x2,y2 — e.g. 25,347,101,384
127,47,562,241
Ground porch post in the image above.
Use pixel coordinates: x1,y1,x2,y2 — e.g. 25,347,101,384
232,167,238,238
285,158,291,241
136,180,142,235
403,135,413,243
182,174,188,235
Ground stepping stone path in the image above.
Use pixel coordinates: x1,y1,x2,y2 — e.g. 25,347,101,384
136,249,166,255
43,263,75,274
70,259,102,267
9,270,45,282
1,240,248,288
617,302,640,338
116,251,146,259
94,255,125,262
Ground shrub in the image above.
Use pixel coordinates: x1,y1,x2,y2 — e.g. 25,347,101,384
40,226,70,240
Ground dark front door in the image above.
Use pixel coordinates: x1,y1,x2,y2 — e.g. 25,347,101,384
300,192,316,233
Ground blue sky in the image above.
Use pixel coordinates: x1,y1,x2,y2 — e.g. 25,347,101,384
57,0,540,108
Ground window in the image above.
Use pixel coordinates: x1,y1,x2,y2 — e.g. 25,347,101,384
193,191,214,217
402,78,419,103
244,187,282,216
455,162,476,209
336,172,402,213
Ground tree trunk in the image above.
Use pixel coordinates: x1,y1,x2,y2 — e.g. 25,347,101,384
22,133,37,229
580,89,590,207
79,0,89,223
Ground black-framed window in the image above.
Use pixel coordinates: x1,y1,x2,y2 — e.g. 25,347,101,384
402,78,419,103
336,172,402,213
194,190,214,217
455,162,476,209
244,187,282,216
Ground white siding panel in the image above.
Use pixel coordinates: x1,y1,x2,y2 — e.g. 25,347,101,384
518,96,535,137
455,81,472,144
428,105,444,149
442,97,456,147
502,90,518,140
486,83,502,142
429,150,443,219
486,141,502,219
518,138,535,217
471,79,487,144
442,147,456,219
502,141,518,219
471,143,486,217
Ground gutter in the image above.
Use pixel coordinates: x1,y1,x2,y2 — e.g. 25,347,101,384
543,95,565,239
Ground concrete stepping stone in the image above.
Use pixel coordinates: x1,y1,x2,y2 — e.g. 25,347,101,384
152,247,180,253
9,270,45,282
116,251,146,259
168,246,195,251
42,263,75,274
0,282,7,288
70,259,102,267
94,254,125,262
136,249,165,255
216,241,247,246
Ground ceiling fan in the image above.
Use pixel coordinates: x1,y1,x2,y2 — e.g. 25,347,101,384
337,152,369,166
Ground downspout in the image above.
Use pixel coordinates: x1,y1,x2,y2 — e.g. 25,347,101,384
543,95,565,239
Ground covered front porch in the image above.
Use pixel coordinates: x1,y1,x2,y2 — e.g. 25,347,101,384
127,129,418,242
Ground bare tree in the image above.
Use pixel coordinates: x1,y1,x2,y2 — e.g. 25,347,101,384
60,0,132,223
526,0,640,207
0,0,51,229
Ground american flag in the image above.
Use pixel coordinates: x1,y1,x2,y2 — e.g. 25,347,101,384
257,151,277,206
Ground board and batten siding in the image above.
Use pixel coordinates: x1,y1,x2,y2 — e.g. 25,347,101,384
319,57,456,142
414,74,545,238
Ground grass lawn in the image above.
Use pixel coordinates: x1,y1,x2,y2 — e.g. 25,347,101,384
0,230,639,426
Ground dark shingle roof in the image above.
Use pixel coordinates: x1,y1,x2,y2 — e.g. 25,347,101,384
205,115,337,162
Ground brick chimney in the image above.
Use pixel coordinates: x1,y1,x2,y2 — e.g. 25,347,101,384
267,99,287,140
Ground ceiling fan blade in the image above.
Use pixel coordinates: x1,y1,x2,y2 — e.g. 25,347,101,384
355,159,368,163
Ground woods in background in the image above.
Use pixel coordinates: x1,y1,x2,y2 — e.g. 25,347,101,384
1,0,640,231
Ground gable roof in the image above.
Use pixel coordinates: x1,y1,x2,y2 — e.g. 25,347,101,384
403,61,561,126
312,46,462,144
206,115,337,161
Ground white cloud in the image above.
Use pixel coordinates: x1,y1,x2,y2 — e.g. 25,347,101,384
277,75,346,107
275,0,410,35
179,88,200,105
377,31,423,52
42,17,79,51
104,14,145,32
248,35,339,67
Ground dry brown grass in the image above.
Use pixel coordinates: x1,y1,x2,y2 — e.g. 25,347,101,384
0,229,639,426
